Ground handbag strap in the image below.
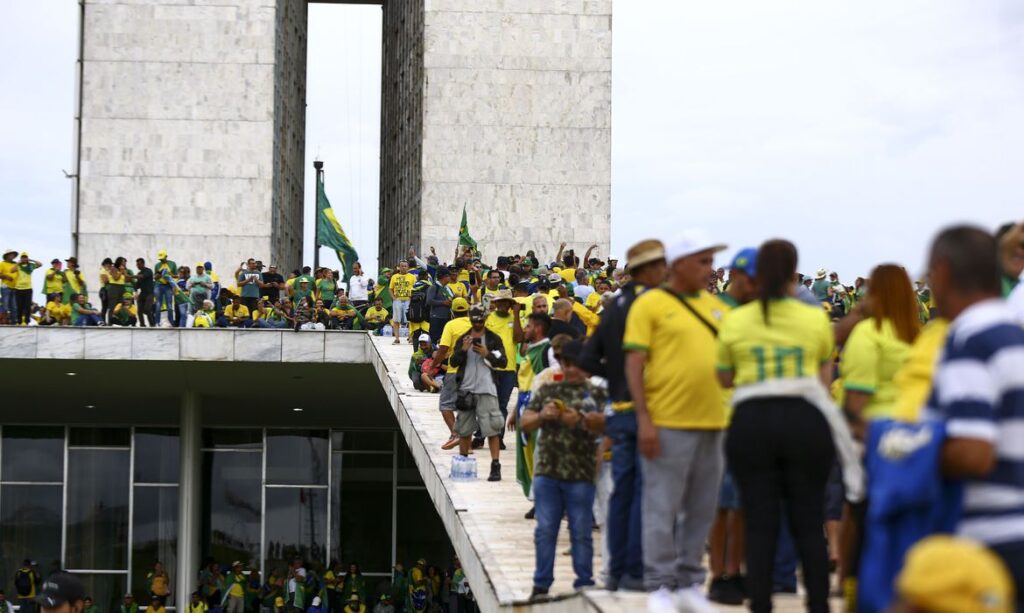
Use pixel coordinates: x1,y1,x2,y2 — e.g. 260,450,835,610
662,288,719,338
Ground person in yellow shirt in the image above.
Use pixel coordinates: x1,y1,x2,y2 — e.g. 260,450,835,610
222,562,246,613
890,318,949,422
715,239,835,613
44,259,66,301
363,297,389,334
112,294,138,327
329,294,358,330
623,230,730,605
484,290,524,446
13,252,42,325
388,260,417,344
41,294,71,326
218,296,252,328
435,298,472,449
0,248,19,324
841,264,921,432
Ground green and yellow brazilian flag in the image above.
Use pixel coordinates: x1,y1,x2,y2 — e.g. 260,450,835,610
316,173,359,282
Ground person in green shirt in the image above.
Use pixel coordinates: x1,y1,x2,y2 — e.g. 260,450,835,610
72,294,104,326
340,564,366,607
117,594,139,613
293,279,314,307
221,562,246,613
316,270,337,309
13,252,41,325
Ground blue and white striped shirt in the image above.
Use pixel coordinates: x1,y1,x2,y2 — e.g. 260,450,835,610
927,298,1024,547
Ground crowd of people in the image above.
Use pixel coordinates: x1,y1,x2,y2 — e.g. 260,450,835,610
399,223,1024,613
5,220,1024,613
5,556,475,613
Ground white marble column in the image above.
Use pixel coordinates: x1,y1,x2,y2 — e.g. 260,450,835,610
176,391,202,602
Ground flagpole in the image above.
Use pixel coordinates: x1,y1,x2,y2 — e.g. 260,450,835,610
314,160,323,272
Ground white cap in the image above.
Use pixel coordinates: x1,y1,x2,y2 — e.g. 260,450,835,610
665,229,727,263
312,597,321,607
417,333,431,344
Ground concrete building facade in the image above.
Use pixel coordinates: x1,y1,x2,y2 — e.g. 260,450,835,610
74,0,611,285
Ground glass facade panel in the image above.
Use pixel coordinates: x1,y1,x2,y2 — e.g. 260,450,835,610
69,427,130,448
134,429,180,484
330,454,341,566
0,484,63,587
396,490,452,571
73,572,127,613
266,430,328,486
337,453,393,574
66,449,130,570
1,426,64,482
202,429,262,450
201,451,262,566
131,487,179,606
396,441,421,486
264,488,328,574
339,431,394,452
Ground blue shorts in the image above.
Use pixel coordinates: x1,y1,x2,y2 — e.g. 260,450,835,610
718,470,741,511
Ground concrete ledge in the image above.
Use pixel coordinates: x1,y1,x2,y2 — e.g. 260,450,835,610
0,327,365,364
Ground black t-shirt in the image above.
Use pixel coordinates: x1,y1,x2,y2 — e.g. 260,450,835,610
548,319,581,340
261,272,284,301
136,267,154,294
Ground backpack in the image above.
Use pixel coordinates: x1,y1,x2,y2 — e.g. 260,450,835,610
407,286,428,323
15,569,33,596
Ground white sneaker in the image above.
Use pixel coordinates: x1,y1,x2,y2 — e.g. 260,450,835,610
675,585,719,613
647,587,678,613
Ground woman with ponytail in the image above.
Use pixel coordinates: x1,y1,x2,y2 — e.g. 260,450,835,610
716,239,838,613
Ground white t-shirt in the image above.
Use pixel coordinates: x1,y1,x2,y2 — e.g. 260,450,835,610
348,274,370,301
574,284,595,302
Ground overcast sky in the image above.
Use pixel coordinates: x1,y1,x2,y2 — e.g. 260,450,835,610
1,1,1021,284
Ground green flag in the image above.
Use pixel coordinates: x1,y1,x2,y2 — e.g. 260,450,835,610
458,204,477,250
316,174,359,282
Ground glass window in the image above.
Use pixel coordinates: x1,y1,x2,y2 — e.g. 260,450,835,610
131,487,178,606
69,427,130,448
330,454,341,566
336,453,393,573
66,449,130,570
202,429,262,450
0,484,63,590
264,488,328,573
338,431,394,453
201,451,262,566
1,426,64,482
134,428,180,484
396,441,422,487
73,572,127,613
266,430,328,486
396,490,452,572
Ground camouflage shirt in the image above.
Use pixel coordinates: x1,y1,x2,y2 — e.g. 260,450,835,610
526,379,607,482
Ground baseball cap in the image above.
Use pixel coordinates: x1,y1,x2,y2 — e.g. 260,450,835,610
547,273,562,284
204,261,213,270
469,304,488,320
51,258,60,265
451,297,469,313
19,252,28,258
157,250,168,258
665,229,727,264
417,333,431,344
729,248,758,277
896,536,1013,613
36,573,85,608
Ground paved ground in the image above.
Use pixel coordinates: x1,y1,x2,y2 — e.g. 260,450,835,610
372,335,835,611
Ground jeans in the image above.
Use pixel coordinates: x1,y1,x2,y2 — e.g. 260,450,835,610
605,411,644,583
176,302,190,327
74,314,103,326
726,398,835,613
533,475,596,590
154,284,174,325
1,286,16,319
392,299,410,325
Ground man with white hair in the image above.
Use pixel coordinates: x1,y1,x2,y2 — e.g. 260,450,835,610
624,230,730,612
